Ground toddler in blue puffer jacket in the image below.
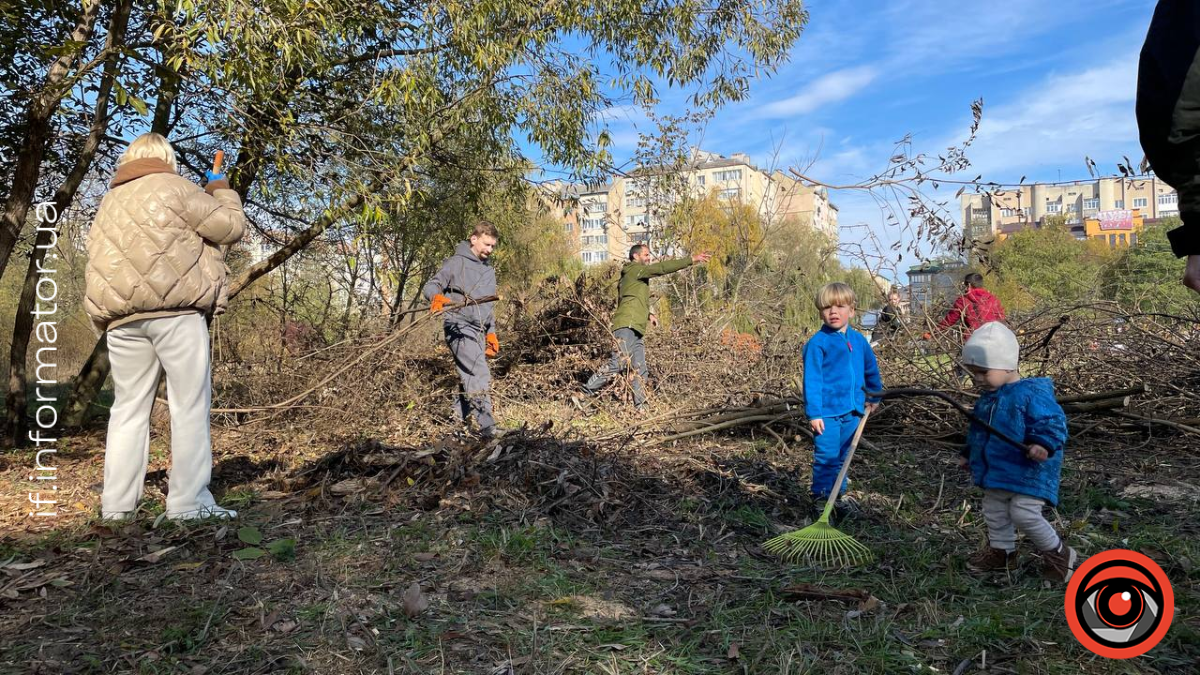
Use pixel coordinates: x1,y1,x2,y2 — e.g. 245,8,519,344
958,322,1078,582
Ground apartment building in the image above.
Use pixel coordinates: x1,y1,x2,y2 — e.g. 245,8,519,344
547,149,840,267
906,259,968,312
961,176,1177,248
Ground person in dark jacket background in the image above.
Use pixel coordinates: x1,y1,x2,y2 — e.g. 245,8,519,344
1137,0,1200,294
874,288,904,341
957,322,1076,582
424,221,501,437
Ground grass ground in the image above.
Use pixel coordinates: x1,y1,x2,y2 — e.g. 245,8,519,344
1,417,1196,674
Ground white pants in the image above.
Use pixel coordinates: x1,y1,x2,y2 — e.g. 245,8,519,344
982,488,1061,552
102,313,221,518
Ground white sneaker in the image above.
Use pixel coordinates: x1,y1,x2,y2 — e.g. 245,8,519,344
167,504,239,521
100,510,135,522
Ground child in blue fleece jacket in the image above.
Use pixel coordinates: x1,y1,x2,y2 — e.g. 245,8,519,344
959,322,1077,582
803,283,883,511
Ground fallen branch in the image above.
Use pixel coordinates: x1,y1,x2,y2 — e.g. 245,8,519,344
1057,384,1148,404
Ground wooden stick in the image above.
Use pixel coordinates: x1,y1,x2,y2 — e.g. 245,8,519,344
1056,384,1147,404
1060,397,1130,414
212,150,224,174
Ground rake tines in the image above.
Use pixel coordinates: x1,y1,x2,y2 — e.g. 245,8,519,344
763,410,875,569
763,520,874,568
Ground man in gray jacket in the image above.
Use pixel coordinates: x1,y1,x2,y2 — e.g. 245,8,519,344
424,221,501,437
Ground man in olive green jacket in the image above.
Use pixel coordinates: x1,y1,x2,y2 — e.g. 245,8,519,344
580,244,710,409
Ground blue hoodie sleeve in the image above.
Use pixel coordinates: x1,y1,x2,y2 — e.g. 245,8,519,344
1024,387,1068,457
862,337,883,403
802,337,824,419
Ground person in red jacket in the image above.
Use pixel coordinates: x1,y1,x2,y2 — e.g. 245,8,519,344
935,273,1006,339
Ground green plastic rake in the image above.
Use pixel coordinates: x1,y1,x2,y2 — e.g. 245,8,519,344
763,410,874,568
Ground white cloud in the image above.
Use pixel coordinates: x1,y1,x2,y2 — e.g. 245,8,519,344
953,52,1140,179
756,66,878,119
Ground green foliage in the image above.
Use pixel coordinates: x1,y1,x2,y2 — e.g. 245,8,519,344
493,209,581,290
988,217,1114,309
672,192,763,287
987,216,1194,315
1104,218,1196,313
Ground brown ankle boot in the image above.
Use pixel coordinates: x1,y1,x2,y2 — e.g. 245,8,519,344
1041,541,1078,582
967,546,1019,573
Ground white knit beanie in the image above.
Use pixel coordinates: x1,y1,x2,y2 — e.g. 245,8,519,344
961,321,1019,370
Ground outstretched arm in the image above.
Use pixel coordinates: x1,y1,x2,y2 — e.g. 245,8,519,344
638,251,711,279
938,295,966,330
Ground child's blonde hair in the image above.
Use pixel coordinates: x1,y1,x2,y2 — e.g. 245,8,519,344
118,132,176,170
815,282,856,310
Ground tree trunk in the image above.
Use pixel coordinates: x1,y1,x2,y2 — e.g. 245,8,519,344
6,0,131,445
0,0,104,281
62,333,109,428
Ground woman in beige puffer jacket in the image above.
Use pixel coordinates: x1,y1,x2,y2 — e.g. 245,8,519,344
84,132,246,521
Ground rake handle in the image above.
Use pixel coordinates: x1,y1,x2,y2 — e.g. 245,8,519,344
819,409,871,521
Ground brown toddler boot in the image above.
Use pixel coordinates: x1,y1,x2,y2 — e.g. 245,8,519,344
967,546,1019,573
1041,541,1078,582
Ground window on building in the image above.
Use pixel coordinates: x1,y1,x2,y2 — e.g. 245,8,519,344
1000,208,1015,218
1114,200,1124,209
1083,198,1099,210
624,214,647,228
1159,193,1179,207
1109,234,1117,247
718,187,741,201
625,195,646,209
1118,233,1127,245
1131,233,1138,247
1066,203,1078,213
582,218,605,231
564,222,573,233
1045,200,1061,214
1132,197,1148,208
696,175,706,187
714,169,742,182
1021,207,1031,218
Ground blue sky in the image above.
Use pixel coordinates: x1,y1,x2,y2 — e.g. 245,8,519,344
561,0,1156,282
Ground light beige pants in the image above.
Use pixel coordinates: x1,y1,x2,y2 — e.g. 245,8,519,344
982,488,1060,552
102,313,232,519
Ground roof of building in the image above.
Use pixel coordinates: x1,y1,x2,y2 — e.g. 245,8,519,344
906,259,967,275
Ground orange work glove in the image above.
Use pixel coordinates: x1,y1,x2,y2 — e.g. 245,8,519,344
485,333,500,358
430,294,450,314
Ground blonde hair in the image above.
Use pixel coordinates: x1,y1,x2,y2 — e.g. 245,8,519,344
118,132,176,170
815,282,856,310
